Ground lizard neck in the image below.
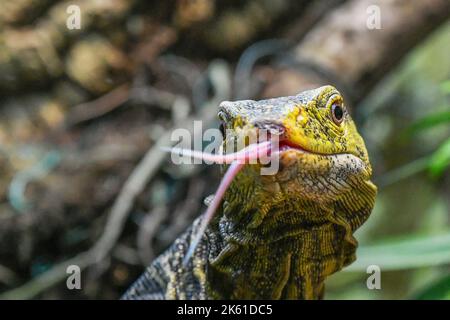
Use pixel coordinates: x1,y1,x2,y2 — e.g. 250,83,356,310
206,173,362,299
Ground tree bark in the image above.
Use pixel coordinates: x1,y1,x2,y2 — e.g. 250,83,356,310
263,0,450,106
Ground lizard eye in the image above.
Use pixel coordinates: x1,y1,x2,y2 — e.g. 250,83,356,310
331,103,344,125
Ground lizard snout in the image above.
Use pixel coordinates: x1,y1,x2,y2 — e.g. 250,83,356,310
252,120,286,138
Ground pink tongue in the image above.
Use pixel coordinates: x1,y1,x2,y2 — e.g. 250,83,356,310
161,140,272,164
183,161,243,265
162,141,273,266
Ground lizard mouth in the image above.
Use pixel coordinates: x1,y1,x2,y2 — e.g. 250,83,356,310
278,140,310,154
278,138,359,159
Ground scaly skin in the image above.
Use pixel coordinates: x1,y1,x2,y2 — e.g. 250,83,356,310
122,85,377,300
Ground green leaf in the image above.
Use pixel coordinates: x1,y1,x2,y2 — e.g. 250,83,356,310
428,137,450,178
375,156,430,188
403,109,450,137
414,275,450,300
345,232,450,271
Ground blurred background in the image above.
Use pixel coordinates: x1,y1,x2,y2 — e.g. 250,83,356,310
0,0,449,299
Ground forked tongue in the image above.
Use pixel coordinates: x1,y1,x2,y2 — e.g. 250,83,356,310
162,141,272,266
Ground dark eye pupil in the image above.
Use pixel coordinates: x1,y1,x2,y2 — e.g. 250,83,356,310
333,105,343,120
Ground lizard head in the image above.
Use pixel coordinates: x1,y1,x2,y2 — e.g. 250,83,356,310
170,85,377,265
218,85,374,202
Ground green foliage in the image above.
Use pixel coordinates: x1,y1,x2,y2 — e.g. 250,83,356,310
403,109,450,136
414,275,450,300
400,79,450,179
429,137,450,178
347,232,450,271
440,80,450,94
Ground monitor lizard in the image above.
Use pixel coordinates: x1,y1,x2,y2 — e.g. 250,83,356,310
122,85,377,300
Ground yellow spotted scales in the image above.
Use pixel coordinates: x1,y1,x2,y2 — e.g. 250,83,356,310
122,85,377,300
